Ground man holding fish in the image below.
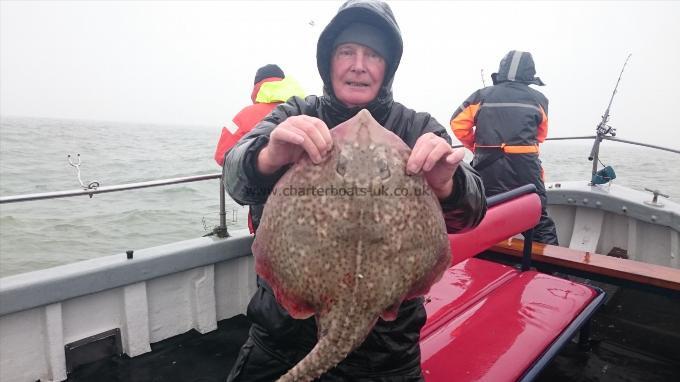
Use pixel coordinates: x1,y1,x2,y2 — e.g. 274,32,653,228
224,1,486,380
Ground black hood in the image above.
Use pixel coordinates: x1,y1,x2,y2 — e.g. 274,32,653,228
491,50,545,86
316,0,403,125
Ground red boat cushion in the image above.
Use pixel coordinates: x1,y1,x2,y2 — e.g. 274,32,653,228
420,271,598,382
422,258,518,339
448,193,541,265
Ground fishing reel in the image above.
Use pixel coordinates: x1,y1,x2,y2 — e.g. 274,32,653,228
596,122,616,137
589,121,617,161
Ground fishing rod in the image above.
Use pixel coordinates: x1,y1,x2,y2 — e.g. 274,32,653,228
588,53,632,184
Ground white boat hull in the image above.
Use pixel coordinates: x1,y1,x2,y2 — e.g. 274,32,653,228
546,181,680,269
0,231,257,382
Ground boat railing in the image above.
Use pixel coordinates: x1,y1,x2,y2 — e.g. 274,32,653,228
454,135,678,189
551,136,679,186
1,135,677,239
454,136,679,155
548,135,680,154
0,172,231,238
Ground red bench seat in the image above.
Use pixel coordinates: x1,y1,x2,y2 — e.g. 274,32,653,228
419,186,605,381
421,270,599,381
422,258,518,339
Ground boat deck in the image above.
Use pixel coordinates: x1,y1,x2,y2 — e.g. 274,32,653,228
538,286,680,382
66,315,250,382
65,286,680,382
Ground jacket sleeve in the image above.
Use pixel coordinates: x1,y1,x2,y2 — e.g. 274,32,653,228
213,120,241,167
450,90,482,151
441,161,487,233
536,103,549,143
417,113,487,234
223,96,312,205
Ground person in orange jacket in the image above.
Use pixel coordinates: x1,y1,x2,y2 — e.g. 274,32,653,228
214,64,304,233
450,50,558,244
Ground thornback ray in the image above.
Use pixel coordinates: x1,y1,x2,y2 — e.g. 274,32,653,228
251,109,451,382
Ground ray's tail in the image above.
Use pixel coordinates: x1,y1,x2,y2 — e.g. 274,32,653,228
276,308,376,382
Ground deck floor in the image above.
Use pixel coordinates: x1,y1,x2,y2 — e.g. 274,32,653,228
66,315,250,382
537,286,680,382
66,288,680,382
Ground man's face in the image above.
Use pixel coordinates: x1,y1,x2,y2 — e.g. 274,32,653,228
330,43,386,108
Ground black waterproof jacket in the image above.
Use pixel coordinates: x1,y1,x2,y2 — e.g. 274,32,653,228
223,0,487,379
450,50,558,245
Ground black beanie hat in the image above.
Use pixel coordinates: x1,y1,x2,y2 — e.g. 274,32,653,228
254,64,285,84
332,22,391,64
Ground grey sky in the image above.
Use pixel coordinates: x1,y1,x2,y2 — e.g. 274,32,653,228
1,1,679,148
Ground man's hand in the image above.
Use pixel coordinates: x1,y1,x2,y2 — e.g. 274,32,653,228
406,133,465,199
257,115,333,175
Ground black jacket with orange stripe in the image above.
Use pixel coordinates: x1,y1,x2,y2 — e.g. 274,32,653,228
450,80,549,198
450,82,548,153
449,50,558,244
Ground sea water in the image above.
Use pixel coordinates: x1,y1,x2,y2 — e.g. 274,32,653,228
1,116,678,277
